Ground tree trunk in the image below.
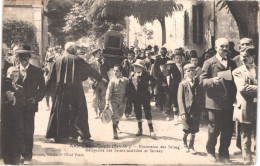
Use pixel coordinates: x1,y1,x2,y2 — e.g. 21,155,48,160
227,1,259,49
158,17,166,46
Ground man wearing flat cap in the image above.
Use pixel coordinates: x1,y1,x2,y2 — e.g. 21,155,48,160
16,45,45,164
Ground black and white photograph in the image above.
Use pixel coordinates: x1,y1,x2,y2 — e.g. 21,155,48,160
0,0,259,165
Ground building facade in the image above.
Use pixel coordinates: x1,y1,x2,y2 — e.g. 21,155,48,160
3,0,49,57
129,0,247,57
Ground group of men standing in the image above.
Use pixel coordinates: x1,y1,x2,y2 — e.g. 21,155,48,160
201,38,257,164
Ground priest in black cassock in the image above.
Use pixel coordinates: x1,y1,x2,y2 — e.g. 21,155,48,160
46,42,103,143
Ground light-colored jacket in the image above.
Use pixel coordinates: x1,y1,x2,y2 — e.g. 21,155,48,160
232,64,257,123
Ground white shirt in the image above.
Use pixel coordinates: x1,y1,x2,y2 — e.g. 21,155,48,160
187,77,195,87
216,53,228,68
176,63,183,79
19,63,29,79
132,72,142,90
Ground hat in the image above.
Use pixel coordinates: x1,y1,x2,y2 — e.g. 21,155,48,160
46,57,54,63
101,107,112,124
132,59,145,68
166,60,175,65
174,51,185,57
240,38,253,45
244,46,256,55
184,63,196,70
92,49,101,56
15,45,32,54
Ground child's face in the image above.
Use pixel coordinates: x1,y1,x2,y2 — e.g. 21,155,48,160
185,67,196,79
134,66,142,73
174,55,182,64
114,66,122,78
128,53,134,60
8,71,19,83
190,58,198,67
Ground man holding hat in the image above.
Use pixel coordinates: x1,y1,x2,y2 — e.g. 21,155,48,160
232,47,257,165
128,59,157,139
16,45,45,164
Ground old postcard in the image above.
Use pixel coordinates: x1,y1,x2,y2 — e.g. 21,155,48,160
0,0,259,165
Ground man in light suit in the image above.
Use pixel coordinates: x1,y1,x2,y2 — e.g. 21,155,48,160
201,38,237,163
232,38,254,155
232,47,257,165
233,38,254,67
16,45,45,164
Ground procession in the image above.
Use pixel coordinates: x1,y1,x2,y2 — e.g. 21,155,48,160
0,0,259,165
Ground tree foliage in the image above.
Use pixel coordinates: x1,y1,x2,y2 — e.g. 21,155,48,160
44,0,84,45
3,18,37,48
63,0,126,43
216,0,259,50
83,0,183,45
63,3,92,41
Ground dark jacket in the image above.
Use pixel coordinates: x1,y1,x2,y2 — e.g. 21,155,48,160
178,77,201,116
166,63,183,107
17,64,45,112
128,71,156,101
201,55,237,111
151,55,170,83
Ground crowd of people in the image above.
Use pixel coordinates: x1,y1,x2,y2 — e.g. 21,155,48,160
0,37,257,165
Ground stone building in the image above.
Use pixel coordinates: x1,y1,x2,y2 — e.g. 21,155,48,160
3,0,49,57
128,0,258,57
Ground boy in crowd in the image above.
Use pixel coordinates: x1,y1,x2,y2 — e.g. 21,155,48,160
190,53,202,80
166,52,184,122
106,65,129,139
121,50,135,118
178,64,202,155
2,67,25,164
90,49,109,119
129,60,156,139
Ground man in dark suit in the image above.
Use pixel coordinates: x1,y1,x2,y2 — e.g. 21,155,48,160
233,38,254,67
16,45,45,164
165,53,184,121
151,47,170,111
201,38,237,163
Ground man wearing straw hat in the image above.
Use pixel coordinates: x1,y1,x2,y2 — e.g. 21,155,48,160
15,45,45,164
